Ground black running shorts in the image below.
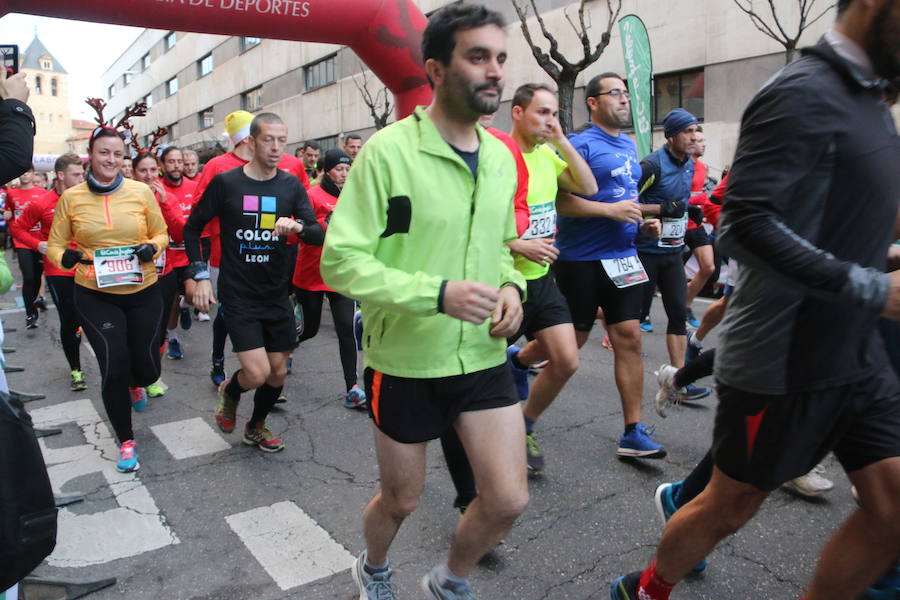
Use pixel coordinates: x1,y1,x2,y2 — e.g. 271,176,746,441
685,226,712,250
712,368,900,491
363,363,518,444
555,259,645,331
508,272,572,343
223,297,298,353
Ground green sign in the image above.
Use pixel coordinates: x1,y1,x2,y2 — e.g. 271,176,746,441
619,14,653,158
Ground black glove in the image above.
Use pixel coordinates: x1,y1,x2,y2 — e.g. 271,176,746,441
658,200,686,219
61,248,84,269
133,243,156,262
688,205,704,226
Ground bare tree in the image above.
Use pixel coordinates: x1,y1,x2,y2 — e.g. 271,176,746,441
733,0,836,64
352,66,393,130
512,0,623,133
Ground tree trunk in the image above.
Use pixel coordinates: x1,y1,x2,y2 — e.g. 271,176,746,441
557,72,578,135
785,43,797,64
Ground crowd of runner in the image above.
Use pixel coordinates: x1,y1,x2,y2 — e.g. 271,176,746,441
0,0,898,598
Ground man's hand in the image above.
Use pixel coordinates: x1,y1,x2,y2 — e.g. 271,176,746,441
0,71,29,103
508,238,559,266
37,241,47,255
147,178,166,201
443,280,499,324
274,217,303,237
545,116,566,147
606,199,643,224
640,218,662,238
489,285,524,338
192,279,216,314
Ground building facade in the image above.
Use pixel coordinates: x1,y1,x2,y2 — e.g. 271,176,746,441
21,35,71,155
101,0,881,176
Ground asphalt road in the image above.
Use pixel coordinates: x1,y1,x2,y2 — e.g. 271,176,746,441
4,279,853,600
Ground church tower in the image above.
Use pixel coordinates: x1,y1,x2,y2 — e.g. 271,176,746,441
21,35,70,154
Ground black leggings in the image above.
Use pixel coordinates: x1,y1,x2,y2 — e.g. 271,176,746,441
74,283,164,443
156,272,178,351
639,252,687,335
294,287,357,390
440,429,478,509
16,248,43,318
45,276,81,371
674,348,715,388
212,305,228,361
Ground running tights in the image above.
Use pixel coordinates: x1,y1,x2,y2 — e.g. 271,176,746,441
638,252,687,335
16,248,43,319
295,288,357,390
74,284,164,443
156,272,178,352
45,276,81,371
440,429,478,509
212,306,228,361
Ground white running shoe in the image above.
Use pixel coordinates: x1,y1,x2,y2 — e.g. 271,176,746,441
781,463,834,498
654,364,683,418
197,311,210,322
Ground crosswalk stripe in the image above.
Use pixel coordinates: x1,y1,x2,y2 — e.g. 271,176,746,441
150,417,230,459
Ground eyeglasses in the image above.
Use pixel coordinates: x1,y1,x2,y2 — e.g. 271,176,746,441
592,89,631,100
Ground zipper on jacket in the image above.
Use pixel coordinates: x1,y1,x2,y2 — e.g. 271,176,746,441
458,165,478,372
103,196,112,229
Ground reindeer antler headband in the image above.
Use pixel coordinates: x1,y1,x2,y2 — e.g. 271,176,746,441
129,125,169,157
85,97,148,141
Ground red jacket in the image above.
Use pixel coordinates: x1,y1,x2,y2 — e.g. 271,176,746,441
10,190,75,277
162,177,197,268
292,184,337,292
7,186,47,249
486,127,530,237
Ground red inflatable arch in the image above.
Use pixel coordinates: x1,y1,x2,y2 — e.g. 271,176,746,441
0,0,433,118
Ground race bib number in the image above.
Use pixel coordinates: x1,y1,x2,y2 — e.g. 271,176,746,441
601,255,648,288
154,251,166,276
94,245,143,288
522,201,556,240
658,215,687,248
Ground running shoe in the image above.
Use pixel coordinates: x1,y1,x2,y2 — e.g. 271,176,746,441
197,311,210,322
210,357,227,386
601,334,614,351
686,307,700,328
685,329,702,365
781,463,834,498
421,566,477,600
146,379,166,398
242,422,285,452
353,309,364,351
70,369,86,392
286,354,293,375
617,423,666,458
275,394,287,405
352,551,397,600
609,571,641,600
506,346,530,401
344,384,367,410
639,318,653,333
116,439,140,473
294,302,304,338
683,383,712,402
75,326,83,340
654,364,683,418
34,295,48,312
25,314,37,329
130,387,147,412
653,482,708,573
215,380,240,433
179,297,192,330
167,338,183,360
526,432,545,473
862,561,900,600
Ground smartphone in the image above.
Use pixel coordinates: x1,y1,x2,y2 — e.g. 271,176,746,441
1,45,19,77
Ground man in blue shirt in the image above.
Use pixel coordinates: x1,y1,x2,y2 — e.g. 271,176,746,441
555,72,665,458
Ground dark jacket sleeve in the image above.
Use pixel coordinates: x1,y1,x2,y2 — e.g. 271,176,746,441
0,100,35,185
184,174,221,263
291,185,325,246
717,79,889,312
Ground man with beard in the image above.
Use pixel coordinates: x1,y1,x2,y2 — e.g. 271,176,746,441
320,5,526,599
612,0,900,598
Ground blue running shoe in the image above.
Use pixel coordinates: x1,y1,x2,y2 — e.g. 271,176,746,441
294,302,304,337
862,560,900,599
686,307,700,328
654,481,708,573
167,338,183,360
116,439,139,473
130,387,147,413
639,318,654,333
617,423,666,458
610,571,641,600
344,384,367,410
684,383,712,402
354,310,364,351
210,357,226,386
506,345,529,401
685,330,702,365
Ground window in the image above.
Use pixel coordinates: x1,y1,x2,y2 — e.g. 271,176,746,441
242,87,263,112
49,113,53,123
164,32,177,51
143,93,153,109
198,107,214,130
51,77,57,96
35,75,42,95
40,58,52,70
241,37,261,52
315,135,340,152
653,69,704,124
167,123,178,143
142,53,151,70
107,83,115,99
166,76,179,97
304,54,336,92
143,134,153,149
123,72,133,86
197,54,213,78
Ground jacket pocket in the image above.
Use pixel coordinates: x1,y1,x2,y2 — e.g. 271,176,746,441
381,196,412,238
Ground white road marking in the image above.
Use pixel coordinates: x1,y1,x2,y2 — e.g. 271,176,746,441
226,501,354,590
30,399,179,567
151,417,230,459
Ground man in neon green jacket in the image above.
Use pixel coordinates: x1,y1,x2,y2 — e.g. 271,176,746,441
320,5,528,600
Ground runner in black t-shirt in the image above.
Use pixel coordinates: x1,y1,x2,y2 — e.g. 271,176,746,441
185,112,324,453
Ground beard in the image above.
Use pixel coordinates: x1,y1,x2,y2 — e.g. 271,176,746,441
444,69,503,116
866,1,900,82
